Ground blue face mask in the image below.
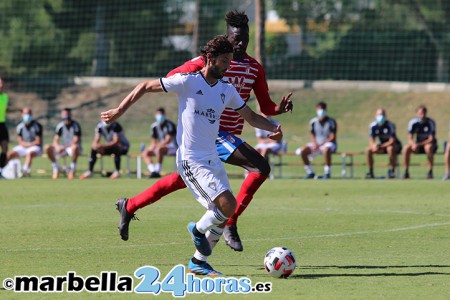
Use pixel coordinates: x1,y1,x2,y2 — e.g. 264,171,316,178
155,114,165,124
316,109,326,118
376,115,385,124
23,114,32,123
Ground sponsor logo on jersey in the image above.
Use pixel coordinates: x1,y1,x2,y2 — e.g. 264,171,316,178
194,108,218,124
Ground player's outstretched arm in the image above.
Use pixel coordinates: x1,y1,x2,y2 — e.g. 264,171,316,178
101,79,164,123
238,106,283,142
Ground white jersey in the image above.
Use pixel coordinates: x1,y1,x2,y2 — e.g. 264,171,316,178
160,71,246,161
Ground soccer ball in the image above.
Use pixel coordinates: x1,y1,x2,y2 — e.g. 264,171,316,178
263,247,296,278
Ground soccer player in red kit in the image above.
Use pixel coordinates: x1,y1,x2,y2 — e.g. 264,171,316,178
116,10,293,252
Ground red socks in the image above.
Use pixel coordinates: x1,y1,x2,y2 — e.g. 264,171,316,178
226,172,267,226
127,172,187,214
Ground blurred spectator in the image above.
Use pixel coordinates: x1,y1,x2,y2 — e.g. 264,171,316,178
402,105,437,179
79,121,129,179
6,107,43,177
365,108,402,179
0,78,9,178
443,127,450,181
45,108,82,180
142,108,177,178
296,102,337,179
254,112,282,159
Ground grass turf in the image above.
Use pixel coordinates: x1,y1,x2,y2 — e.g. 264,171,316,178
1,178,450,299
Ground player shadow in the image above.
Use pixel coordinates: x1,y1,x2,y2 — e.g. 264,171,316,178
289,265,450,279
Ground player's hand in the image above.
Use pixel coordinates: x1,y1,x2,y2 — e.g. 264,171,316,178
275,92,293,114
411,143,418,151
267,125,283,142
100,108,122,124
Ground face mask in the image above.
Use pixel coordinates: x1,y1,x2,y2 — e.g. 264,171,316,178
316,109,326,118
155,114,165,123
376,115,385,124
23,114,32,123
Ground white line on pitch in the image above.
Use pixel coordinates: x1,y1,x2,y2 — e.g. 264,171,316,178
3,221,450,253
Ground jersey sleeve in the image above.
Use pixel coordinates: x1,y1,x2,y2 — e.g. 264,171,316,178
95,123,102,136
73,122,82,137
166,57,204,77
228,86,246,111
112,123,123,134
388,122,396,138
56,124,63,137
167,121,176,136
160,73,185,94
369,123,376,137
428,119,436,136
151,125,158,139
252,64,278,116
329,118,337,133
35,123,43,137
16,124,23,137
309,119,315,135
408,119,417,134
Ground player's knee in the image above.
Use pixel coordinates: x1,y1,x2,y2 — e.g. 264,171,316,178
257,158,271,177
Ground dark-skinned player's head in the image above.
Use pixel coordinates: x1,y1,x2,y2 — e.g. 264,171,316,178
200,35,233,79
225,10,250,60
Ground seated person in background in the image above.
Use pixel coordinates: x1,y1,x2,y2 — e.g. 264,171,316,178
45,108,82,180
142,107,177,178
443,126,450,181
6,107,43,177
255,112,282,159
402,105,437,179
296,102,337,179
365,108,402,179
79,121,129,179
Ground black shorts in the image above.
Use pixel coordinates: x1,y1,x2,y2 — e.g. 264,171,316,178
0,123,9,142
378,141,402,154
416,142,438,154
103,145,129,156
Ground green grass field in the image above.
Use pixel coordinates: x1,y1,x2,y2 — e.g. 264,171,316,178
1,178,450,299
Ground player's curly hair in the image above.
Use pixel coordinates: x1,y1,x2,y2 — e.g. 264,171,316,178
225,10,249,28
200,35,233,63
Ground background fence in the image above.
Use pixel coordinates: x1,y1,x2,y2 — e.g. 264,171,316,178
1,0,449,85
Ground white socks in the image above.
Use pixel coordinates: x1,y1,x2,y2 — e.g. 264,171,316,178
324,165,330,175
193,226,224,262
304,165,313,174
147,163,162,173
196,206,228,234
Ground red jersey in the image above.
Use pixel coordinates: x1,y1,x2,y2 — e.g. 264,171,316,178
167,54,278,135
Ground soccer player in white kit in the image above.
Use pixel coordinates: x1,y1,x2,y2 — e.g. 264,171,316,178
101,36,283,276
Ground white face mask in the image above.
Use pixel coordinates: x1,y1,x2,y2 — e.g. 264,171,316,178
316,109,326,118
155,114,165,124
23,114,32,123
376,115,386,124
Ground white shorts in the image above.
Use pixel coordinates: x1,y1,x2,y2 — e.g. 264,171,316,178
255,142,282,154
12,145,42,157
304,142,337,160
177,158,231,210
149,144,177,156
55,147,81,159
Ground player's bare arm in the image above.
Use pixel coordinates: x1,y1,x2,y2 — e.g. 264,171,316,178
102,134,120,149
238,106,282,142
416,134,434,147
101,79,164,123
380,137,395,149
